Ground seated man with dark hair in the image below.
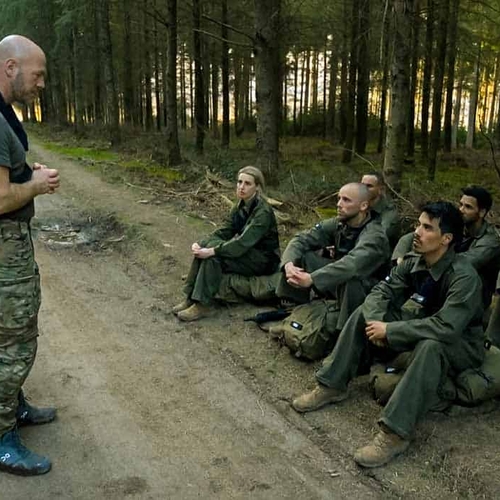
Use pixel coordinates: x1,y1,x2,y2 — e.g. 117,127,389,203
292,202,484,468
361,172,400,248
392,185,500,309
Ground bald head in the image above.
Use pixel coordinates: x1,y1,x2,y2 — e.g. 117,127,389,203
0,35,45,62
0,35,46,105
337,183,371,225
342,182,370,202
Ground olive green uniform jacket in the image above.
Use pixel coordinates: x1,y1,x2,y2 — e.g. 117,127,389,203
184,195,280,304
316,251,485,439
372,196,400,248
276,215,390,330
393,221,500,307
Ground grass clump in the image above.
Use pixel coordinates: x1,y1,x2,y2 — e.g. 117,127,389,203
121,159,184,183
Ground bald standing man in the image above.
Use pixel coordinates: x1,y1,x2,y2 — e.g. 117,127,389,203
275,183,390,331
0,35,60,476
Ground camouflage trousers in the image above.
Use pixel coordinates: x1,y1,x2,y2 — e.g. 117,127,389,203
0,220,40,436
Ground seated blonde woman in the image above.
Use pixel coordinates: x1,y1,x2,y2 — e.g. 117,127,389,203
173,166,281,322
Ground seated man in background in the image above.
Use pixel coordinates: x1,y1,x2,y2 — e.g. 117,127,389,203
275,183,390,332
392,185,500,310
361,172,400,248
292,202,484,468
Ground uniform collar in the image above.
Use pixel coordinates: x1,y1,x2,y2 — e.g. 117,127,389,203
238,195,259,213
338,211,372,231
465,220,488,239
371,196,389,214
410,248,456,281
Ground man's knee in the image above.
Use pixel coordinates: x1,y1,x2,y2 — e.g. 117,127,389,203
410,339,445,366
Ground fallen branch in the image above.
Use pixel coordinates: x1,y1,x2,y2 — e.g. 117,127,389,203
219,194,234,208
205,170,233,189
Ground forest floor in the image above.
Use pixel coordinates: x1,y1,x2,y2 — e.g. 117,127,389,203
6,132,500,499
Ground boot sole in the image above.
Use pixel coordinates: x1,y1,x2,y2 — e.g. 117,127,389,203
354,444,410,468
292,392,348,413
0,462,51,476
177,314,207,322
17,416,57,427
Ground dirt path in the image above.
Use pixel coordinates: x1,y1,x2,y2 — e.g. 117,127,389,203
5,141,500,499
1,145,383,499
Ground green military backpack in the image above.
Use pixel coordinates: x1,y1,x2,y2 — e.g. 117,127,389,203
455,345,500,405
279,299,340,361
370,344,500,407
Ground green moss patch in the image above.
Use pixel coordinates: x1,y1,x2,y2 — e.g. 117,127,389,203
44,142,118,162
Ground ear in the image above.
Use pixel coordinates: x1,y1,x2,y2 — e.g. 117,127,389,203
479,208,487,219
4,58,17,78
360,200,369,212
441,233,453,247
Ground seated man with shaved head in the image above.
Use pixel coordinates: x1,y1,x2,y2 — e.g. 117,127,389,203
0,35,59,476
361,172,400,248
275,183,390,334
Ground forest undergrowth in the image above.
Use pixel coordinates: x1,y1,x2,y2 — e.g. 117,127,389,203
28,123,500,235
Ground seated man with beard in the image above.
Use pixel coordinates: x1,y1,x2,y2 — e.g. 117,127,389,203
274,183,390,334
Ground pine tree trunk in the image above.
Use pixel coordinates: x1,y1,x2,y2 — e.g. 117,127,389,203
383,0,413,192
339,0,350,143
180,45,187,129
467,46,481,149
342,0,359,164
241,53,251,132
355,0,370,154
72,28,85,134
311,50,319,113
428,0,450,180
211,46,220,139
233,52,243,136
420,0,434,161
254,0,281,183
304,49,311,116
481,67,489,127
322,45,328,138
166,0,182,165
293,51,299,134
378,3,391,155
93,0,103,125
406,0,420,158
193,0,205,153
451,73,463,149
299,53,305,133
327,44,338,142
221,0,230,146
190,56,195,129
443,0,459,151
143,0,153,131
154,14,162,132
489,55,500,133
99,0,120,144
162,51,168,128
122,0,135,126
